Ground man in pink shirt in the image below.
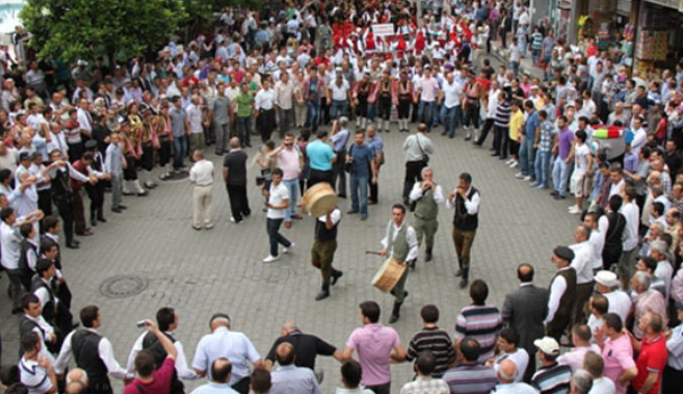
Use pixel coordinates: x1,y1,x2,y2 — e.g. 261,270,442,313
416,67,440,131
342,301,406,394
631,272,667,339
594,313,637,394
270,133,302,228
557,324,601,372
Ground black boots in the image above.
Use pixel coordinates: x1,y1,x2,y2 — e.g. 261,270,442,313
425,247,433,262
315,283,330,301
331,269,343,285
389,301,403,324
459,268,469,289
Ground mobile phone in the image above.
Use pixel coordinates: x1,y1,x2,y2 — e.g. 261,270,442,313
136,320,146,328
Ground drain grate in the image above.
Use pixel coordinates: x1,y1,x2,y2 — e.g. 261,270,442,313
100,275,148,298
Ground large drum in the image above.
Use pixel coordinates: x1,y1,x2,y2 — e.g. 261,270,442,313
372,258,407,293
303,183,338,217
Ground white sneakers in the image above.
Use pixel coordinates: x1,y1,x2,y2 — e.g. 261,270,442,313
263,255,280,263
523,176,533,182
568,205,581,214
283,243,295,254
515,172,524,179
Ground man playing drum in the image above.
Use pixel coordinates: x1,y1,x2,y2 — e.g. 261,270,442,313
376,203,418,324
311,206,344,301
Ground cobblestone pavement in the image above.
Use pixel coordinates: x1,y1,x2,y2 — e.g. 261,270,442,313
1,80,579,394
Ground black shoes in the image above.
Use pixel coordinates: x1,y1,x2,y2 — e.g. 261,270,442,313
331,270,343,285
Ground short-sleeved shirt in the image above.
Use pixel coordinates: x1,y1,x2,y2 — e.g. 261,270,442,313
557,128,574,159
602,334,636,394
123,358,175,394
19,357,53,394
277,147,301,181
192,327,261,384
235,92,254,118
443,364,498,394
525,110,540,139
169,107,187,138
346,323,400,387
223,150,248,186
632,335,667,394
538,121,555,151
267,182,290,219
265,331,336,370
406,326,455,377
306,140,335,171
453,304,503,362
348,144,375,178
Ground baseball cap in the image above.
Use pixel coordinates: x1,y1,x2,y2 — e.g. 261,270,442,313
534,337,560,355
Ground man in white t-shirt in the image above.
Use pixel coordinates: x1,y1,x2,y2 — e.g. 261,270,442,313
569,129,592,214
271,134,302,228
263,168,294,263
440,72,463,139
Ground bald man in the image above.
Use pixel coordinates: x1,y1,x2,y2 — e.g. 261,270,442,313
65,369,88,394
492,359,539,393
270,344,321,394
190,358,239,394
265,320,342,372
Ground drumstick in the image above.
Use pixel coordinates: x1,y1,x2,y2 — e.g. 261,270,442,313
365,251,382,256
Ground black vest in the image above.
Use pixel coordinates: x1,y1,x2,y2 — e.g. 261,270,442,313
141,332,185,394
51,168,73,201
31,276,57,323
18,239,37,272
453,187,479,231
19,315,44,341
314,209,341,242
549,267,577,324
605,211,626,249
40,235,61,270
72,329,109,381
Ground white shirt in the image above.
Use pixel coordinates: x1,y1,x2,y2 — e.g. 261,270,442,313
409,182,445,205
267,182,289,219
1,221,21,269
608,178,624,198
192,326,261,384
189,159,214,186
76,108,93,132
486,89,500,119
255,88,276,111
589,377,616,394
588,229,604,270
570,241,594,284
316,209,342,225
442,80,463,108
126,331,199,380
19,357,53,394
631,127,647,156
602,290,632,323
654,260,674,300
445,186,480,215
23,314,56,363
55,328,129,379
46,132,68,158
328,80,350,101
381,221,419,262
545,267,570,324
620,201,640,251
186,103,203,134
667,324,683,370
493,348,529,382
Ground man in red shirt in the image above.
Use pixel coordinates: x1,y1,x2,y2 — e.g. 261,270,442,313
123,320,178,394
630,312,668,394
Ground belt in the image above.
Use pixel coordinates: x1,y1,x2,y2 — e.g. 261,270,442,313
196,183,213,187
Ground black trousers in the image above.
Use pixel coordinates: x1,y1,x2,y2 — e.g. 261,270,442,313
266,218,291,256
258,109,276,143
331,149,347,196
227,184,250,222
403,160,427,203
602,245,622,271
54,196,75,244
85,184,105,221
662,365,683,393
367,382,390,394
308,169,333,188
475,118,495,145
38,188,52,216
494,125,508,156
369,173,379,204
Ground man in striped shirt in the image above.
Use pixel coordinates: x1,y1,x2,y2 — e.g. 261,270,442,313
493,91,512,159
453,279,503,363
531,337,572,394
442,338,497,394
401,305,455,378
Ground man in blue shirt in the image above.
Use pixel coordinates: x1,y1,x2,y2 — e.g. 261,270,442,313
190,358,240,394
365,126,384,204
346,130,377,220
306,131,336,188
515,100,539,182
330,117,351,197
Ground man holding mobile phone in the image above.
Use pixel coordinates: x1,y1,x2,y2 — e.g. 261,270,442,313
123,319,178,394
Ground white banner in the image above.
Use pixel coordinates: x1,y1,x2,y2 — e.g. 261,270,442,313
372,24,394,37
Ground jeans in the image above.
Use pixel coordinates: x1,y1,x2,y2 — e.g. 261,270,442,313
237,116,252,146
534,149,552,188
173,135,188,170
519,137,536,176
350,174,369,217
330,100,348,121
305,100,320,132
440,105,461,137
266,218,291,257
283,179,299,221
111,174,123,209
418,101,435,129
552,156,571,196
511,61,520,76
531,49,541,66
432,102,441,126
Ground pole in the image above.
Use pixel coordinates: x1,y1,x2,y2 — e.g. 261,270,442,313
417,0,422,28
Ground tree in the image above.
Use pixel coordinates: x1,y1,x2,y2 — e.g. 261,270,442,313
20,0,186,64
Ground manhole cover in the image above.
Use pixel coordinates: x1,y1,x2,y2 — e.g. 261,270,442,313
164,170,189,181
100,275,148,298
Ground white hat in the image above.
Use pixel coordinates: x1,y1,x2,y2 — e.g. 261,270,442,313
534,337,560,355
594,270,619,288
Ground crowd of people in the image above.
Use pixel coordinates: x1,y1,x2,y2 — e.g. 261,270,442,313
1,0,683,393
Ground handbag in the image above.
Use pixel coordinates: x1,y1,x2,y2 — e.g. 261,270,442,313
344,145,354,173
415,134,429,164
